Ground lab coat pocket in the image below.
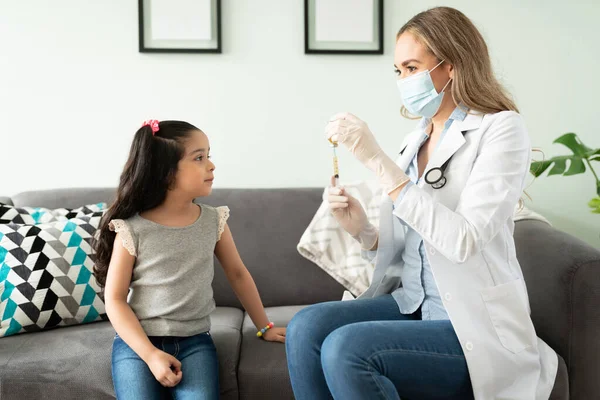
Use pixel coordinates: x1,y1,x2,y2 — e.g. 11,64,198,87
481,279,536,354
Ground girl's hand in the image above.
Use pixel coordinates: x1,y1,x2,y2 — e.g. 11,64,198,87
262,327,286,343
146,349,183,387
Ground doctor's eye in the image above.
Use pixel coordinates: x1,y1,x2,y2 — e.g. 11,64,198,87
407,66,417,73
394,68,401,76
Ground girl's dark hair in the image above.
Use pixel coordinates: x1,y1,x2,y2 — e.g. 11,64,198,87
93,120,199,287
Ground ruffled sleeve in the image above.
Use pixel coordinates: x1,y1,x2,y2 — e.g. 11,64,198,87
108,219,137,257
216,206,230,241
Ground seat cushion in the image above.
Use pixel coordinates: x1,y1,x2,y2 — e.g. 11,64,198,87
0,307,244,400
236,304,571,400
211,307,244,400
237,305,307,399
0,320,116,400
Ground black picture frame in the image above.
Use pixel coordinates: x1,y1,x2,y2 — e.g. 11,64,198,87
138,0,222,54
304,0,383,55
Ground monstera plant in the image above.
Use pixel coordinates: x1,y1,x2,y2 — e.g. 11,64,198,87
530,133,600,214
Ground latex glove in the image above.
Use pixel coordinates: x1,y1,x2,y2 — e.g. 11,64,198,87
327,176,378,250
325,113,410,194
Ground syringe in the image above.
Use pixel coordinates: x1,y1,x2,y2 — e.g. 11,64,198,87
330,139,339,187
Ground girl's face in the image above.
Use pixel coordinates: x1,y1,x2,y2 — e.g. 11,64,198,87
173,129,215,198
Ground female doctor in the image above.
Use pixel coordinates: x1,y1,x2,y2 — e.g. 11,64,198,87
286,6,558,400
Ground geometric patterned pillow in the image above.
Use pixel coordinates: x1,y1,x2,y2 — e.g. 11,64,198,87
0,202,107,225
0,214,107,337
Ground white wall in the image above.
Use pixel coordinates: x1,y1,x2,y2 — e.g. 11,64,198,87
1,0,599,247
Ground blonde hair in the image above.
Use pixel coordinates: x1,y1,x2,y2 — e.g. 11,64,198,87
398,7,518,118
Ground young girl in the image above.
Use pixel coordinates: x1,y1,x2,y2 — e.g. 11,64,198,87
93,120,285,400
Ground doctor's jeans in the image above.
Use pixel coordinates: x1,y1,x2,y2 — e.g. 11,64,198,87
286,295,474,400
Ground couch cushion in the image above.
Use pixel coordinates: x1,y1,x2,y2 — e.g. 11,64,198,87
10,188,117,210
0,320,115,400
211,306,244,400
236,304,571,400
7,188,347,308
0,307,244,400
237,305,307,399
201,189,346,308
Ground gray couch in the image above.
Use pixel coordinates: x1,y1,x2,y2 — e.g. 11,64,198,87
0,188,599,400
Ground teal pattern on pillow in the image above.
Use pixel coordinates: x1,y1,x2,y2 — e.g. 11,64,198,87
0,214,107,337
0,202,107,225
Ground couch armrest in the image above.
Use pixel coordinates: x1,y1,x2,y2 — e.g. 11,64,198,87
515,220,600,400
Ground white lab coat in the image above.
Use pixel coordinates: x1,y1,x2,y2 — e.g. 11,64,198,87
358,110,558,399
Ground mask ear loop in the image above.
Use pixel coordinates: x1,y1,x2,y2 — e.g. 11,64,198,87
431,60,452,94
440,78,452,93
431,59,445,71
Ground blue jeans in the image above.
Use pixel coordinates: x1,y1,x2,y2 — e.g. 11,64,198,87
286,295,474,400
112,331,219,400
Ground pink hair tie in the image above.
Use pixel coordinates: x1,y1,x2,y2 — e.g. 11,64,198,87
142,119,160,135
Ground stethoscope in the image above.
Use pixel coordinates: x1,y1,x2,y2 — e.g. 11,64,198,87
399,130,466,190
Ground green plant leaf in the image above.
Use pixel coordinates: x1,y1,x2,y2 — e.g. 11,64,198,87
548,158,567,176
590,196,600,213
530,151,589,177
531,156,586,177
564,157,586,176
554,133,591,157
532,133,599,204
585,148,600,158
530,160,552,177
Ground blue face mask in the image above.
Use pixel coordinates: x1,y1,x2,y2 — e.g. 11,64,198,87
397,60,452,118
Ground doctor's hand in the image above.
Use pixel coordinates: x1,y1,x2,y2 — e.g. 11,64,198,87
325,113,410,194
326,112,382,168
327,176,378,250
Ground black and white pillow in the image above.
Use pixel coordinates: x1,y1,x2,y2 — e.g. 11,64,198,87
0,214,107,337
0,203,106,225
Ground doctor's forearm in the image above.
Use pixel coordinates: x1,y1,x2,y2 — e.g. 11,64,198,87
388,181,410,202
367,237,378,251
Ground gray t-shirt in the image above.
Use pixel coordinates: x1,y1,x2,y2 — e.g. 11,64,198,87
109,204,229,337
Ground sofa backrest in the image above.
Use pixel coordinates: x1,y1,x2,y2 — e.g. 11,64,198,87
5,187,346,308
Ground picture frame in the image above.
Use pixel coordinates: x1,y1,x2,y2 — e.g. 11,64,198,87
305,0,383,55
138,0,222,53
